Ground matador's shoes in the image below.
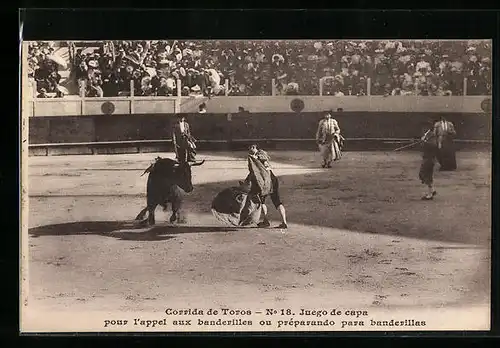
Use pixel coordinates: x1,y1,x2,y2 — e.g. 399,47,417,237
274,223,288,229
421,191,437,200
257,220,271,228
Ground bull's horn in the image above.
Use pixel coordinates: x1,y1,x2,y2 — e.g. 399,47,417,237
191,159,205,166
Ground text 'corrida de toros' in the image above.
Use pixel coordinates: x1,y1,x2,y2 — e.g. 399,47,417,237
165,308,252,316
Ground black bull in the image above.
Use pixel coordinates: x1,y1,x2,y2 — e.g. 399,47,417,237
135,157,205,225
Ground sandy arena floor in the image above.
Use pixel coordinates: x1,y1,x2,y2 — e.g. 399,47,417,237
23,150,491,331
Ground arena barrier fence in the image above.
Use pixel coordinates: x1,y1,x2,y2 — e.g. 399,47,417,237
28,138,491,157
25,96,492,156
24,94,492,117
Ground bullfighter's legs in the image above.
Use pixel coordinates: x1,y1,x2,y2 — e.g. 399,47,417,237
421,186,436,200
276,204,288,228
257,204,270,227
319,145,327,168
326,152,333,168
319,144,332,168
419,153,437,201
270,176,288,229
323,155,333,168
422,183,437,200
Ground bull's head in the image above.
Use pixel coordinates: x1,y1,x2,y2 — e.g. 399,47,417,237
141,157,205,194
172,159,205,193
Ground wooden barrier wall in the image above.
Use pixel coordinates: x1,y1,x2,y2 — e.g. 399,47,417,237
26,96,492,116
29,112,492,145
204,95,491,114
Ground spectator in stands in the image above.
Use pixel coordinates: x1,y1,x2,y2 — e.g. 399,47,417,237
74,49,85,68
37,88,49,98
47,71,62,92
34,61,59,93
101,70,120,97
87,78,104,97
54,88,66,98
285,82,299,95
28,39,489,98
435,82,453,96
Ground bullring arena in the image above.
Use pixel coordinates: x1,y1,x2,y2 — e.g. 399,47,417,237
22,40,492,332
25,149,491,330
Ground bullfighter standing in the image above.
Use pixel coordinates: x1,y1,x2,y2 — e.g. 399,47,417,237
241,145,288,229
316,109,343,168
435,115,457,171
419,120,439,200
172,114,197,163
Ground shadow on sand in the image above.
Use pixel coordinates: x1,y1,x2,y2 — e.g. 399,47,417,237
29,221,239,242
29,151,491,245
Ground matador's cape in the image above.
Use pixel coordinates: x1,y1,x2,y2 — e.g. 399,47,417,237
211,154,272,226
211,184,262,226
247,152,273,196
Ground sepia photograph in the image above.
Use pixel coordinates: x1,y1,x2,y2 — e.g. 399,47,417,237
20,37,492,332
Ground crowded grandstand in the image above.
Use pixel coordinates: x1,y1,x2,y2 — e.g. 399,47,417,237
27,40,492,98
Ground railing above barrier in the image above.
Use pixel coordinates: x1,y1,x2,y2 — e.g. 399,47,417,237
25,95,492,116
27,96,181,117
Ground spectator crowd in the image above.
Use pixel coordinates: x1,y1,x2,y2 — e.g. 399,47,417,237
29,40,492,98
27,42,66,98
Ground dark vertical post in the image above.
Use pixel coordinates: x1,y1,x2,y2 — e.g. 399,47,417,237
226,113,233,151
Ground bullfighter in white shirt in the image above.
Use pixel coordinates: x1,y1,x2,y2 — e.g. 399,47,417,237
315,109,344,168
